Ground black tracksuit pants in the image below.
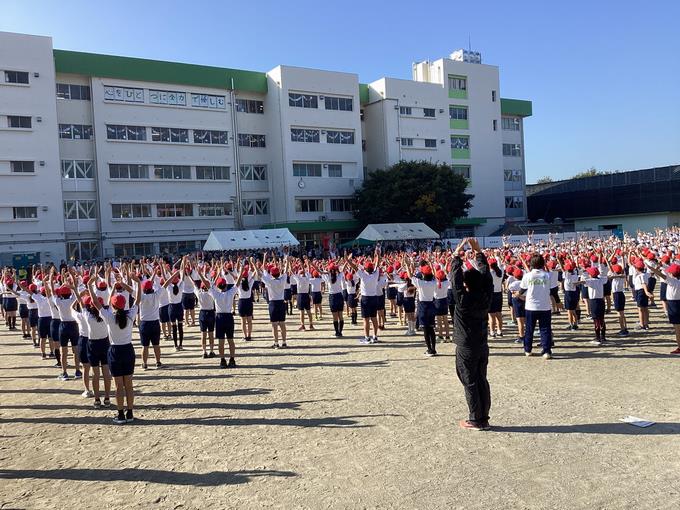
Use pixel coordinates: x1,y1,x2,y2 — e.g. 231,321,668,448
455,344,491,424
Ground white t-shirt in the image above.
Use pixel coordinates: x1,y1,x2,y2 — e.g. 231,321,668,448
633,272,649,291
309,277,322,293
292,273,311,294
195,289,215,310
582,275,608,299
32,293,52,318
138,290,161,322
563,272,579,292
101,306,137,346
433,280,449,299
356,268,380,297
322,273,343,295
83,310,109,340
262,272,286,301
520,269,552,311
413,278,436,302
52,295,76,322
208,286,238,313
666,275,680,301
166,282,185,304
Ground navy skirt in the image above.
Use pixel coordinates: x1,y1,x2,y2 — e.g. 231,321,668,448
346,293,357,309
434,298,449,316
108,342,135,377
329,293,344,313
4,297,17,312
387,287,397,300
169,302,184,322
238,297,253,317
182,292,196,310
403,296,416,313
312,291,323,305
417,300,436,327
489,292,502,313
268,300,286,322
667,300,680,324
564,290,579,311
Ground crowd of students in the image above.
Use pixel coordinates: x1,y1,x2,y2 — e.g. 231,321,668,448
1,227,679,427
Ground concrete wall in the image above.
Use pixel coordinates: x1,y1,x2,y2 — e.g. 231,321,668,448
575,214,679,235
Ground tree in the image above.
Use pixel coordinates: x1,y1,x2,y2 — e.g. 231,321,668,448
353,160,473,233
536,176,553,184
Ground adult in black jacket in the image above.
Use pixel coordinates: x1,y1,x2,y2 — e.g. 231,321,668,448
450,238,493,431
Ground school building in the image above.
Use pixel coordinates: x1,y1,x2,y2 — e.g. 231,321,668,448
0,31,532,264
526,165,680,235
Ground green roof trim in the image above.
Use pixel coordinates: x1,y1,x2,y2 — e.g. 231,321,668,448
500,98,532,117
452,217,487,226
53,49,268,93
359,83,369,104
263,220,361,233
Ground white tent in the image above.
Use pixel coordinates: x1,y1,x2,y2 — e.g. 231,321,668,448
356,222,439,242
203,228,299,251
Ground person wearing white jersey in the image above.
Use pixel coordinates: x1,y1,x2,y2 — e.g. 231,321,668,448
69,294,93,398
292,264,315,331
181,267,198,327
487,258,504,338
605,258,629,337
433,269,450,342
518,254,554,359
236,262,256,342
134,275,171,369
580,266,609,345
77,289,112,408
316,261,345,337
345,250,381,344
47,271,82,380
164,259,187,351
195,277,216,358
309,270,323,321
259,253,289,348
9,282,39,348
406,259,438,356
648,262,680,354
200,269,241,367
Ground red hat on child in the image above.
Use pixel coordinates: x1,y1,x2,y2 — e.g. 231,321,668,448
141,280,154,291
111,294,126,310
270,267,281,278
421,266,433,276
513,268,524,279
28,283,38,293
215,277,227,287
586,267,600,278
667,264,680,279
435,270,446,281
96,281,107,290
611,264,623,274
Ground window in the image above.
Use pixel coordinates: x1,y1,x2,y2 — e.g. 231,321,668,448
423,108,435,118
190,93,226,109
449,106,468,120
64,200,96,220
109,164,149,179
59,124,93,140
424,139,437,148
106,124,145,141
151,127,189,143
56,84,91,100
401,138,414,147
502,117,520,131
159,241,198,255
13,206,37,219
452,166,471,179
289,93,318,108
241,199,269,216
293,163,322,177
198,203,233,217
504,169,523,191
10,161,35,173
67,241,98,260
451,136,469,149
8,116,31,128
399,106,412,115
157,203,194,217
104,85,144,103
239,165,267,181
448,75,467,90
330,198,353,212
154,165,191,180
295,199,324,213
493,119,498,131
149,89,186,106
326,130,354,144
492,90,497,102
238,133,266,148
114,243,154,257
503,144,522,157
324,96,353,111
111,204,152,219
328,164,342,177
193,129,228,144
196,166,230,180
61,160,94,179
291,128,320,143
5,71,29,84
505,196,524,209
235,99,264,114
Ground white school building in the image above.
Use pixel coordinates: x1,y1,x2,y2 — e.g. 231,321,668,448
0,32,531,265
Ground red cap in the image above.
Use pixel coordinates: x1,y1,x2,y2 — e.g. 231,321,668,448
488,258,497,265
141,280,154,291
215,277,227,287
505,265,516,275
586,267,600,278
28,283,38,293
57,285,71,297
312,270,320,278
564,261,575,272
345,272,353,281
513,268,524,279
590,254,598,262
96,281,107,290
661,255,671,264
546,260,556,270
111,294,126,310
270,267,281,278
435,269,446,281
82,276,90,285
647,252,656,260
114,282,123,290
386,265,394,273
421,266,433,276
82,295,93,307
394,262,401,270
611,264,623,274
634,261,645,270
667,264,680,278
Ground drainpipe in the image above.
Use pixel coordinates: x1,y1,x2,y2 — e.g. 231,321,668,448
230,78,243,229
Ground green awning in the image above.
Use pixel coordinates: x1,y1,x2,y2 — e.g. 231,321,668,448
500,98,532,117
339,238,375,248
262,220,361,233
452,217,487,226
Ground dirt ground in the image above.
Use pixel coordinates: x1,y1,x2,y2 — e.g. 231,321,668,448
1,301,679,510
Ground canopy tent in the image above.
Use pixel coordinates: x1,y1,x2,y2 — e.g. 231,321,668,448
356,223,439,242
203,228,299,251
338,237,375,249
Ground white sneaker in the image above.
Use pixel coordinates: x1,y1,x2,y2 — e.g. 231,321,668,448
543,352,552,360
524,352,533,357
81,390,94,398
589,340,602,346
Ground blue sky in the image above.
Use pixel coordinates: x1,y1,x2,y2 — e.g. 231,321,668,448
3,0,679,182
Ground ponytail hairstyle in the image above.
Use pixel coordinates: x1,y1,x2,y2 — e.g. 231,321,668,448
330,269,337,285
114,309,129,329
172,282,179,295
241,277,250,292
87,305,103,322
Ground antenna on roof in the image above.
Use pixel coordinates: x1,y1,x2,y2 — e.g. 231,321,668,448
468,34,471,52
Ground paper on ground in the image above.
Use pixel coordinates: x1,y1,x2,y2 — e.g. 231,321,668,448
619,416,655,428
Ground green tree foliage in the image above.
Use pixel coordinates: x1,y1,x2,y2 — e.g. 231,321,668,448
353,160,473,233
536,176,554,184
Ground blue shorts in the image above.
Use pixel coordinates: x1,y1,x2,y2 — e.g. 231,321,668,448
19,303,29,318
603,280,612,297
329,293,344,313
169,303,184,322
59,321,79,348
417,300,436,327
564,290,579,311
396,292,404,307
489,292,502,313
215,312,234,339
550,287,561,303
660,282,667,302
512,298,526,319
182,292,196,310
284,289,292,301
38,316,51,338
4,297,17,312
434,297,449,316
297,293,311,311
199,310,216,332
647,277,657,293
635,289,649,308
377,294,386,311
613,291,626,312
403,296,416,313
78,336,90,364
290,284,298,295
312,291,323,305
88,337,110,367
159,304,170,323
139,319,161,346
589,298,605,320
28,308,39,327
346,293,357,309
387,287,397,300
108,343,135,377
360,295,378,318
50,318,61,342
268,300,286,323
238,298,253,317
667,300,680,324
580,285,589,300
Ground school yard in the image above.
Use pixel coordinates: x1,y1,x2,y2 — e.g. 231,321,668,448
1,304,679,509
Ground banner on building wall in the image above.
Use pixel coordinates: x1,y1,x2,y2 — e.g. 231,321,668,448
440,231,613,250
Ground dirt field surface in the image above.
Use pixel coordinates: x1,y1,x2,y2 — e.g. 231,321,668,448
1,303,680,510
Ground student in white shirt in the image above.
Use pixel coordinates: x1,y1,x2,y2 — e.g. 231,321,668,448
487,259,504,338
236,262,256,342
434,269,451,342
181,268,197,327
407,260,438,356
606,261,629,336
164,259,186,351
317,261,345,337
632,259,653,330
77,292,112,408
195,278,216,358
345,250,381,344
581,266,609,345
88,277,140,425
292,265,315,331
135,276,170,369
508,268,525,344
47,273,82,380
647,262,680,354
259,253,289,348
200,269,241,367
519,254,554,359
309,270,323,321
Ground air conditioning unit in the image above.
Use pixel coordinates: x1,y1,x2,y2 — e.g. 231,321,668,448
319,96,325,101
393,105,399,110
321,130,326,134
439,108,444,113
36,116,42,122
34,72,40,78
323,164,328,168
440,139,445,144
39,161,45,166
396,137,401,141
41,206,48,211
319,215,328,222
